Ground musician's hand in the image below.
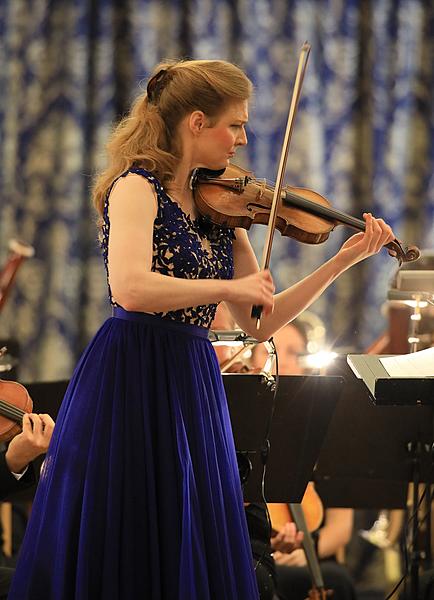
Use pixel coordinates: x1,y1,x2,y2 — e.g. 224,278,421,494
225,270,275,316
271,522,304,554
336,213,395,267
5,413,55,473
273,548,307,567
224,360,251,373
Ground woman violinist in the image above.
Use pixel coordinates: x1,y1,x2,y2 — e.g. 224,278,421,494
9,59,394,600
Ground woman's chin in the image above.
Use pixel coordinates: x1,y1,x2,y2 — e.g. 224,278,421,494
216,157,233,169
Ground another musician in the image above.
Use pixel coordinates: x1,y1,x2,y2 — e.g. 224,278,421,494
211,302,304,600
0,413,54,600
0,413,54,499
253,322,356,600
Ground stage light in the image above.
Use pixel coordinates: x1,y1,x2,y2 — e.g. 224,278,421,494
303,351,338,369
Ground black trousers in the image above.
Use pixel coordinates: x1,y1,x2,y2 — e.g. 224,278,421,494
276,560,356,600
245,503,277,600
0,566,14,599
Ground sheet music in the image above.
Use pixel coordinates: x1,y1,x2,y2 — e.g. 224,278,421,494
380,347,434,377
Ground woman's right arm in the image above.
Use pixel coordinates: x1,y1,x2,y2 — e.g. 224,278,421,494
107,175,274,314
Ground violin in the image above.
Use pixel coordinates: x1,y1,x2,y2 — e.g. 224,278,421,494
193,162,420,266
0,375,33,442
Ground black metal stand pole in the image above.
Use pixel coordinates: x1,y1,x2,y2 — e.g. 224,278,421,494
424,481,432,570
409,441,421,600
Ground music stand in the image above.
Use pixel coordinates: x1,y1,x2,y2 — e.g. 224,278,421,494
346,352,434,406
223,373,344,502
314,361,432,499
314,358,434,600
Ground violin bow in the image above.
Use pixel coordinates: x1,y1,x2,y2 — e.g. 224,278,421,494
252,42,311,328
290,502,330,599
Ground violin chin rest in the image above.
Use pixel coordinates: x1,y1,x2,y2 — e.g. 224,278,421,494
196,167,226,179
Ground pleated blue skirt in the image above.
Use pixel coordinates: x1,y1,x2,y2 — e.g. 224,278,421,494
9,309,259,599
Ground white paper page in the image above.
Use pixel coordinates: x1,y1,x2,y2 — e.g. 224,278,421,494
380,347,434,377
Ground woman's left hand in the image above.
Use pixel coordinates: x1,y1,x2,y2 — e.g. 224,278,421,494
336,213,395,268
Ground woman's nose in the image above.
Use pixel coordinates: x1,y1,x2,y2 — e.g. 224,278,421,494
237,127,248,146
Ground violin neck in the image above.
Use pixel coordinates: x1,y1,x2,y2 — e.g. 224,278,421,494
282,188,419,264
283,190,366,231
0,398,25,425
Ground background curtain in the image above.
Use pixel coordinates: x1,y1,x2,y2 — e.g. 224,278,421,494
0,0,433,381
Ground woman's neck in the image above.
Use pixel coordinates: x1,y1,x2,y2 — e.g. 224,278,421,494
169,159,196,197
166,160,198,215
171,158,194,192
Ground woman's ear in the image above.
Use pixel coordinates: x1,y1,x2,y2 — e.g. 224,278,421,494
189,111,208,135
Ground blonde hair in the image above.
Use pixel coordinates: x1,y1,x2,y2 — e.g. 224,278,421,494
92,59,253,216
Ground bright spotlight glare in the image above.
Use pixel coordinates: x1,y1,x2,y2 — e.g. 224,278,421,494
305,351,338,369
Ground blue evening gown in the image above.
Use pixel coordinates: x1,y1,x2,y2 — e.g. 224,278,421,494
9,168,259,599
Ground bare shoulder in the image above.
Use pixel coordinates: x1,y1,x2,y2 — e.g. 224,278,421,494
107,173,157,276
109,172,158,217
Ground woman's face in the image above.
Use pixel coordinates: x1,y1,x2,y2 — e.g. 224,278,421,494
193,100,249,170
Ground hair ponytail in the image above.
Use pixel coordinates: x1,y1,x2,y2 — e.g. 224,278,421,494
93,95,177,216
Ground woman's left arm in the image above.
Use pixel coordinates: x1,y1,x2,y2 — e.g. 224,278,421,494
226,213,394,340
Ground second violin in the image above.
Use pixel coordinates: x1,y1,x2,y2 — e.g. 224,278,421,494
0,376,33,442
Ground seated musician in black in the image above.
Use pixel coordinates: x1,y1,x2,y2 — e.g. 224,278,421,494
212,303,304,600
252,320,356,600
0,412,54,600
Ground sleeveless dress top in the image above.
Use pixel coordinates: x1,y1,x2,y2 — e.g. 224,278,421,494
101,167,235,327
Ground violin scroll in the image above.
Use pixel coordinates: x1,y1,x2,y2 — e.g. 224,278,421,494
385,241,420,266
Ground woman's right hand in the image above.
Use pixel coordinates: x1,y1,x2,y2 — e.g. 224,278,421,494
225,269,275,316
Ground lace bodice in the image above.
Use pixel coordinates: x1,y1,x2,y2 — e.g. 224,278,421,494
101,168,235,328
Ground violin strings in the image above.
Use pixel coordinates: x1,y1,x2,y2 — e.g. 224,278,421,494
0,399,25,422
0,406,25,421
0,399,25,417
252,177,366,230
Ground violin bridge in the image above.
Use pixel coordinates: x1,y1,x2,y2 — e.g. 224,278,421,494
255,178,266,200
